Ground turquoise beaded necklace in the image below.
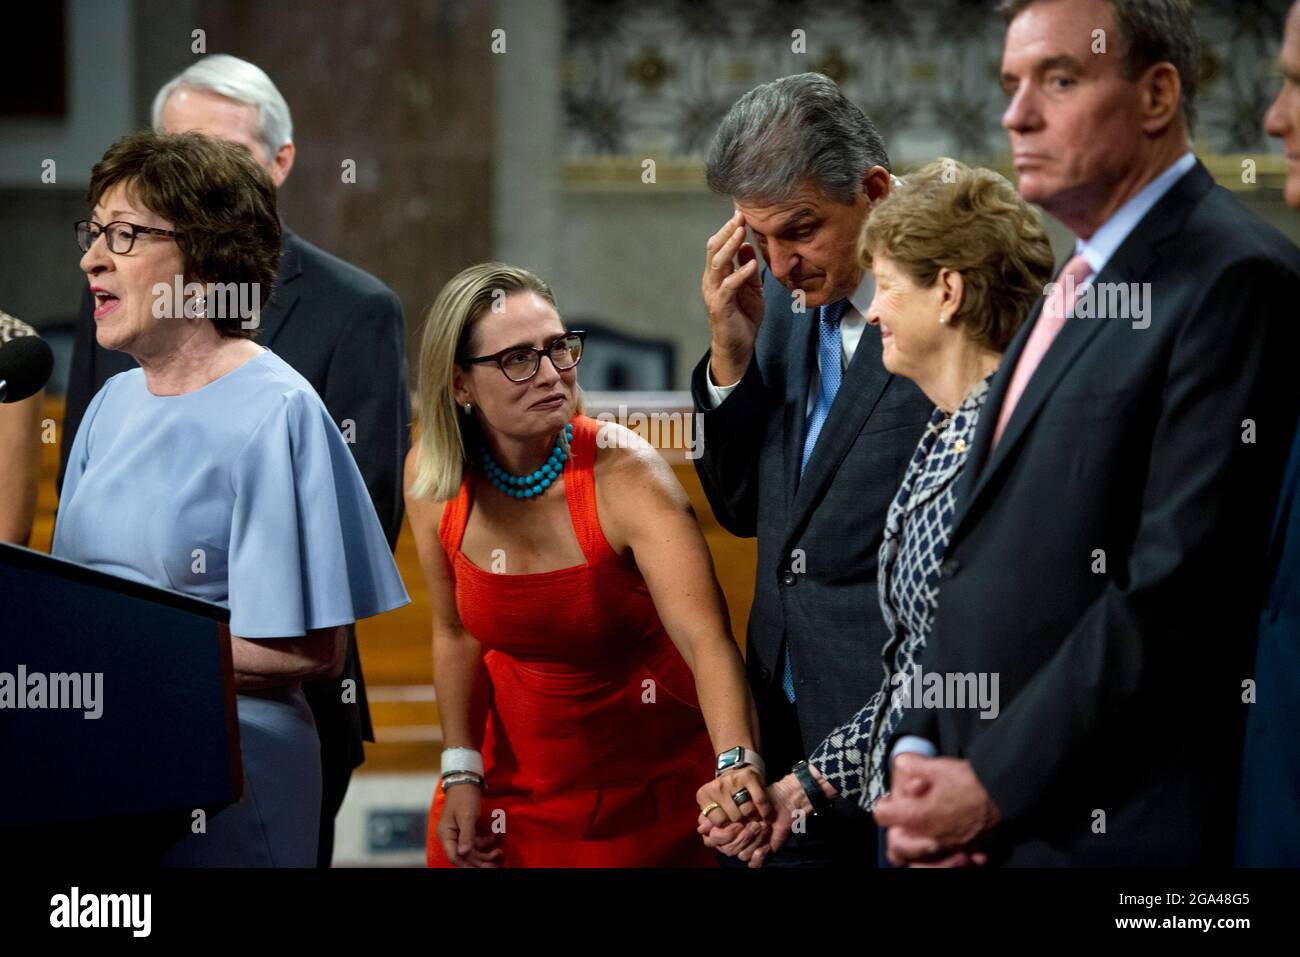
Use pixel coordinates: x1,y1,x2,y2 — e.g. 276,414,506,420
480,422,573,500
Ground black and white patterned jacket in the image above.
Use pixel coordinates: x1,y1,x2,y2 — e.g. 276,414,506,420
809,374,993,809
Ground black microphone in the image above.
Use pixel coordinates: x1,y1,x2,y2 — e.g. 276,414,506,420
0,334,54,403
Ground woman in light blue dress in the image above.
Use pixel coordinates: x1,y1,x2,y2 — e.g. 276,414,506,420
53,130,408,866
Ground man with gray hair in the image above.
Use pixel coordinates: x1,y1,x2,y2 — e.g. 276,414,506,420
59,53,411,867
691,72,931,867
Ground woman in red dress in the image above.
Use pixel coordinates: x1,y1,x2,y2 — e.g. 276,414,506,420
406,263,769,867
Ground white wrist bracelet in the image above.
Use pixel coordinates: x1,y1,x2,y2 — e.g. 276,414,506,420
440,747,484,777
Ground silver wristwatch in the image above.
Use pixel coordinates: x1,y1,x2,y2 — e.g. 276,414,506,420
715,746,765,781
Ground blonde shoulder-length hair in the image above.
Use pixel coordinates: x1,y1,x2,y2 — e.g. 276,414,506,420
409,262,583,502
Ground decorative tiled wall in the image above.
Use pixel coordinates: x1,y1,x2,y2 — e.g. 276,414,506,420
561,0,1289,169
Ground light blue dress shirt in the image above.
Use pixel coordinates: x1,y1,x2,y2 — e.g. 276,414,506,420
1074,151,1197,286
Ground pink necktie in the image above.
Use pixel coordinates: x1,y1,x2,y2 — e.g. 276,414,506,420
992,253,1093,447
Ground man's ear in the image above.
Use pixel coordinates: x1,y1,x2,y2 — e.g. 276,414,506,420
268,141,295,188
1139,62,1183,137
863,165,892,203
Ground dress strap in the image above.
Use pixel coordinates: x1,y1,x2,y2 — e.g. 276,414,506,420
437,471,472,557
563,415,618,566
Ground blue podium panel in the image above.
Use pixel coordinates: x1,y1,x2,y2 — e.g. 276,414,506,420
0,543,240,827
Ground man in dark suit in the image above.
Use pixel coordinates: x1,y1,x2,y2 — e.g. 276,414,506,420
1237,0,1300,867
58,55,410,867
692,73,932,866
875,0,1300,866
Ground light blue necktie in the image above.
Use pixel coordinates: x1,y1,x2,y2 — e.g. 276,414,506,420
783,299,849,703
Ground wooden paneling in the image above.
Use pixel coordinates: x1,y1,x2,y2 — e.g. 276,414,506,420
30,395,64,554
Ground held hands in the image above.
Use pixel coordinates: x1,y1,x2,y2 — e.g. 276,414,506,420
696,770,809,868
698,764,772,824
872,754,999,867
702,208,765,387
695,751,1003,868
696,764,776,867
437,782,503,868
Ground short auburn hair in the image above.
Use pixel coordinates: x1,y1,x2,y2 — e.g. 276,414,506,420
860,159,1055,353
87,130,281,339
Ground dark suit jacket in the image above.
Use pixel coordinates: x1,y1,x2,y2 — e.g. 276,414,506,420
893,161,1300,866
1236,426,1300,865
59,227,412,772
691,271,932,784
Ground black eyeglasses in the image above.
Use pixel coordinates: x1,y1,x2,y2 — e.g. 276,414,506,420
465,331,586,383
75,219,179,255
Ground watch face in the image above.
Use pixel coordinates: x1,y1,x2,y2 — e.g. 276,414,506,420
717,747,741,771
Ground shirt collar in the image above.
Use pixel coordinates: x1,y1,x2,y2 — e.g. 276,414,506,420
847,270,874,320
1076,151,1197,276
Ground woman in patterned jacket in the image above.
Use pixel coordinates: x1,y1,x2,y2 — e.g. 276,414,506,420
704,159,1055,866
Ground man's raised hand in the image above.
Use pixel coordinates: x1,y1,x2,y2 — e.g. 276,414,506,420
702,208,764,387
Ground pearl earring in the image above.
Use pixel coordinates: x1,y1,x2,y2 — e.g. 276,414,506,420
463,402,472,413
938,315,947,325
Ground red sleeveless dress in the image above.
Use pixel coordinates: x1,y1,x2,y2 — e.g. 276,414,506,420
426,415,716,867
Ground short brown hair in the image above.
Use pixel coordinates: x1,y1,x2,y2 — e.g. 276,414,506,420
998,0,1200,133
87,130,281,339
860,158,1055,353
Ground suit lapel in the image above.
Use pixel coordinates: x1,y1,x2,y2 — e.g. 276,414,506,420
948,162,1213,544
778,283,814,516
786,319,892,545
949,313,1032,529
257,227,304,348
961,286,1112,502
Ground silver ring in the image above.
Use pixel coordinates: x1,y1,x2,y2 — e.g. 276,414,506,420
732,788,752,807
